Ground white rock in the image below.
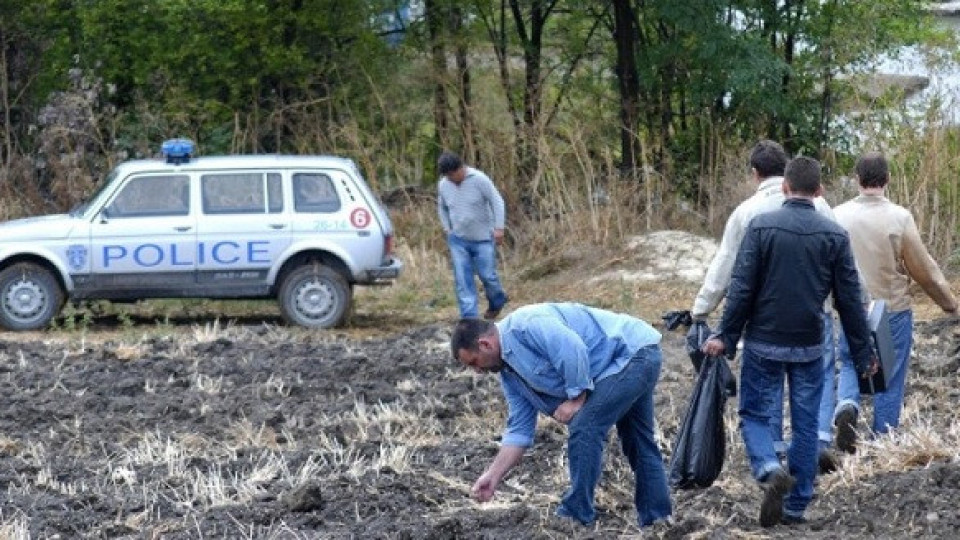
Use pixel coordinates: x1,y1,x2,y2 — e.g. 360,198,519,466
589,230,718,284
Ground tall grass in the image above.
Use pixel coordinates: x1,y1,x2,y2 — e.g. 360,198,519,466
3,52,956,274
834,89,960,268
875,124,960,268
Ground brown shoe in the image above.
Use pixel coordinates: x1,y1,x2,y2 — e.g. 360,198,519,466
483,308,501,320
835,404,859,454
818,448,840,475
781,514,807,525
759,468,796,528
483,298,509,320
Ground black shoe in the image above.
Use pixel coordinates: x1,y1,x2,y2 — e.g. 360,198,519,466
818,448,839,475
782,514,807,525
835,404,859,454
759,468,796,528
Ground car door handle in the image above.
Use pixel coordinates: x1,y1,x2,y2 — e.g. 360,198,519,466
174,226,192,232
269,224,287,229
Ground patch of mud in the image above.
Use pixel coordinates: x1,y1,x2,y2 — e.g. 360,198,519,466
914,318,960,373
588,230,718,284
0,316,956,538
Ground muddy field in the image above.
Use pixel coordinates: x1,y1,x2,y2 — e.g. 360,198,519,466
0,315,957,539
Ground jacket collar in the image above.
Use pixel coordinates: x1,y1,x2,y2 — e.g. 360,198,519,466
757,176,784,195
495,320,514,364
783,197,815,209
855,193,888,203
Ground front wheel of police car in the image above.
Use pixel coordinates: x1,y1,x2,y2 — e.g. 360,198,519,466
278,264,352,329
0,263,65,331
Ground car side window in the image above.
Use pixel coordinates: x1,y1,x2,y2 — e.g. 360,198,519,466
293,173,340,213
202,173,267,214
267,173,283,213
107,175,190,217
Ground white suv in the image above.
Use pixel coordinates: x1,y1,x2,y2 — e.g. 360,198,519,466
0,140,402,330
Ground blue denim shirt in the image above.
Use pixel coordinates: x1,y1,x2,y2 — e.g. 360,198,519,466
495,303,661,447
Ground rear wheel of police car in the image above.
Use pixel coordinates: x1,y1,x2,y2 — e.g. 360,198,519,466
0,263,65,331
278,264,352,328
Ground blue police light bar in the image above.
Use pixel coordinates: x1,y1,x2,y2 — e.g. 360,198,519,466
161,138,195,165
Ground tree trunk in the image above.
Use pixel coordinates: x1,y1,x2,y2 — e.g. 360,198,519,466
782,30,795,145
816,0,839,157
451,7,477,164
482,0,523,148
509,0,553,212
612,0,641,175
426,0,451,156
0,29,10,167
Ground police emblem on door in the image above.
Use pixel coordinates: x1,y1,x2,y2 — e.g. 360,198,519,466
66,244,88,272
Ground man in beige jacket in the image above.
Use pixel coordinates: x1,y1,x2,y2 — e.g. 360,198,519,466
833,152,957,453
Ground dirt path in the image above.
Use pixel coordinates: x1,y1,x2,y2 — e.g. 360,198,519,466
0,316,956,538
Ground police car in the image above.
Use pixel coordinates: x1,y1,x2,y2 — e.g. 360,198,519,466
0,139,402,330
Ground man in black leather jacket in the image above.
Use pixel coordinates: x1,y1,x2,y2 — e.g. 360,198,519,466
702,156,875,527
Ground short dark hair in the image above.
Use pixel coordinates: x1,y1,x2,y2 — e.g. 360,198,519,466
749,140,788,179
438,151,464,175
855,152,889,188
450,318,494,360
784,156,821,196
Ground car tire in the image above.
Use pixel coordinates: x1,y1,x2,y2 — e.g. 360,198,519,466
278,264,351,328
0,263,65,331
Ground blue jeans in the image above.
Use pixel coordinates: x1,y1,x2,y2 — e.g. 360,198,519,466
739,347,822,517
557,346,672,527
770,312,836,452
837,309,913,434
817,314,837,447
447,234,508,318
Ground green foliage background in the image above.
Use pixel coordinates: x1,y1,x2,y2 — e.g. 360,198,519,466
0,0,957,261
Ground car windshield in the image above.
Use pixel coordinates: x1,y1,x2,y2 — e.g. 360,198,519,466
70,169,119,218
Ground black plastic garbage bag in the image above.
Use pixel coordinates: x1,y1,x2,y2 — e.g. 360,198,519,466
668,354,737,490
661,310,692,331
660,310,710,374
685,320,712,374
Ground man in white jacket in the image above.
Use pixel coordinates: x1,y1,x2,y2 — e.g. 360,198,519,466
691,140,841,470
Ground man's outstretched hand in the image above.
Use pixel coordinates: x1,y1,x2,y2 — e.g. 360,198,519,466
471,472,497,502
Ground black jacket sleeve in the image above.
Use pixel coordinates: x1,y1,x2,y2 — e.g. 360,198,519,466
716,223,762,356
833,235,873,373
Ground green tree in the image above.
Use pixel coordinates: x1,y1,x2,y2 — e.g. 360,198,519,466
70,0,400,153
0,0,946,214
0,0,79,164
602,0,936,192
473,0,603,211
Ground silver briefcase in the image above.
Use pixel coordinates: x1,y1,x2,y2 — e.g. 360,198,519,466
859,299,896,395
